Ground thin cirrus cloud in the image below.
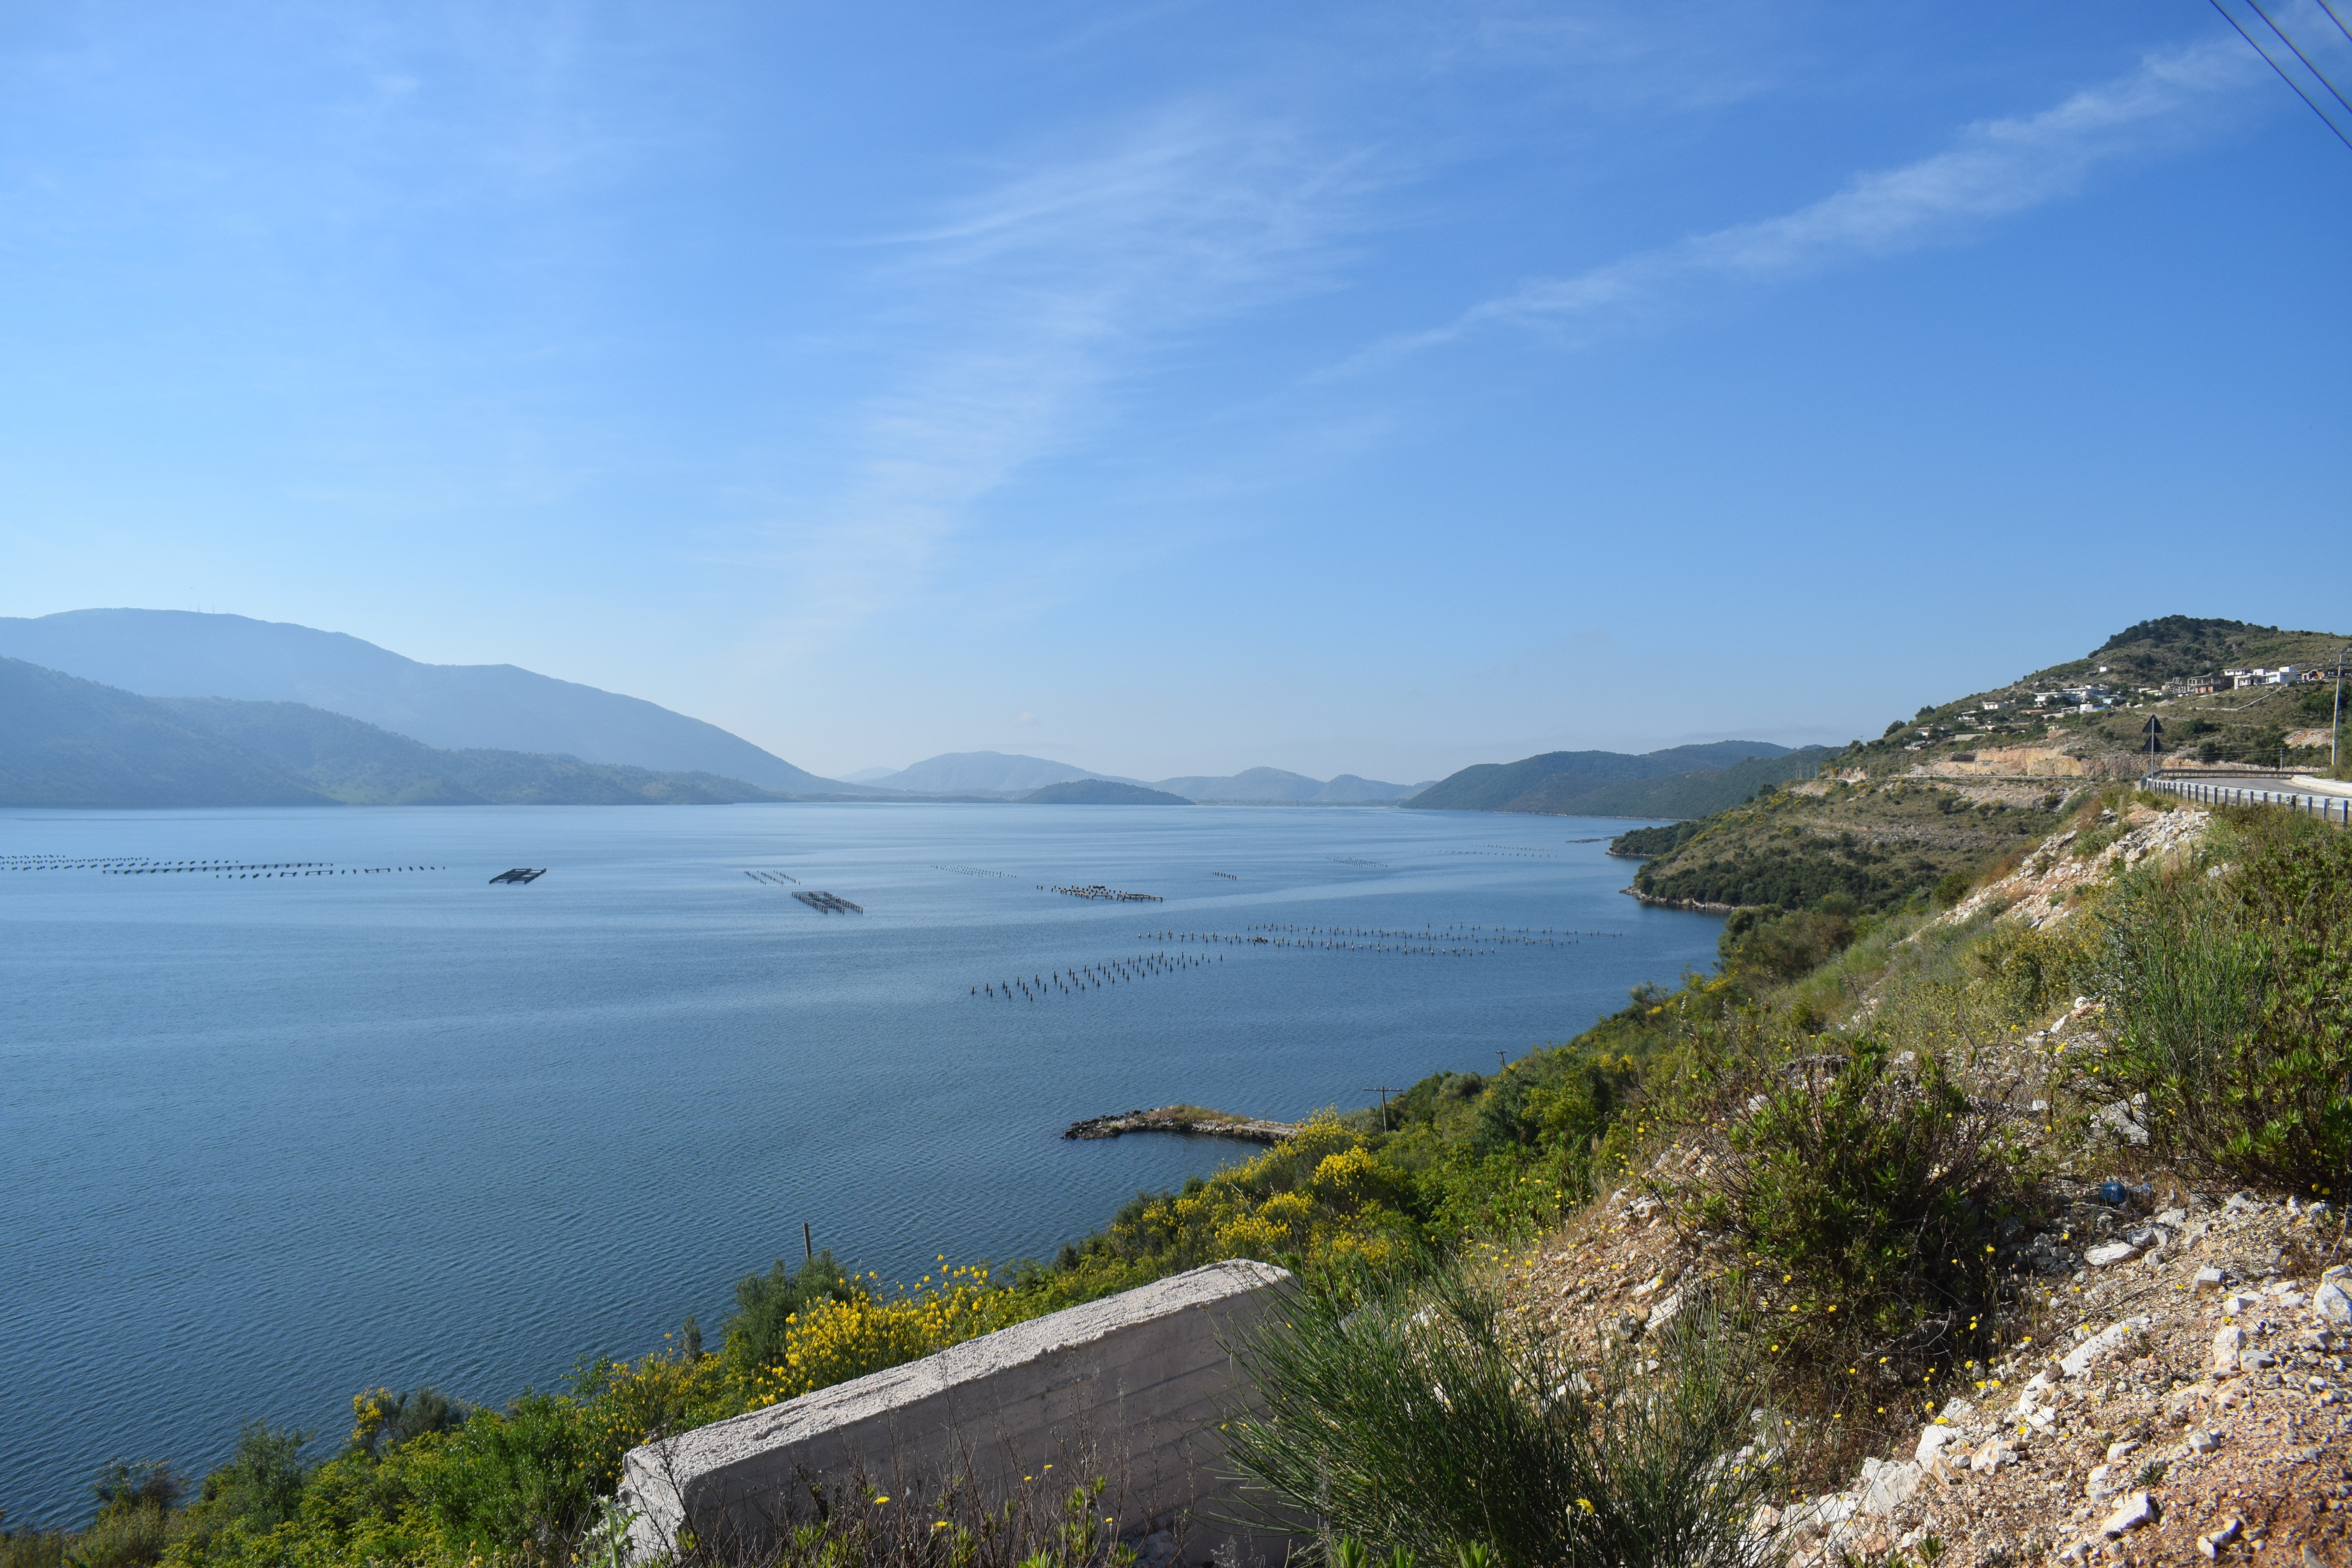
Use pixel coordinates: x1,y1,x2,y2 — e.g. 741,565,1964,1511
1337,38,2262,373
749,106,1374,658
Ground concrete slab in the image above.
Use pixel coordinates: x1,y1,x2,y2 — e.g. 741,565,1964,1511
619,1259,1296,1564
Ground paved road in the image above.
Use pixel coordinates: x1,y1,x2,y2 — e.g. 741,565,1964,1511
2144,772,2352,823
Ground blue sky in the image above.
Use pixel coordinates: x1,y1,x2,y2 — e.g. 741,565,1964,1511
3,1,2347,783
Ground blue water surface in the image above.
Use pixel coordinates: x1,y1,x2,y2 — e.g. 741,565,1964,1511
0,802,1721,1523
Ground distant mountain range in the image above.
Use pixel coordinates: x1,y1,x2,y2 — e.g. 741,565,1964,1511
0,660,798,808
1154,767,1431,804
0,609,848,794
1408,740,1835,819
2,609,1810,815
863,752,1134,795
855,751,1429,803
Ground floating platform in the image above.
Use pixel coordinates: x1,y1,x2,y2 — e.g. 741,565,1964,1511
489,867,546,885
793,890,862,914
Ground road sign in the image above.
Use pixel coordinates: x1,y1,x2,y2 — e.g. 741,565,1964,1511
2142,717,2165,735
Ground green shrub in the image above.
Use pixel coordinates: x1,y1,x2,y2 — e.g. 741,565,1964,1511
1963,921,2094,1022
1685,1037,2026,1360
187,1425,309,1541
410,1392,604,1565
0,1530,67,1568
2095,816,2352,1195
56,1506,172,1568
722,1250,865,1374
347,1386,469,1458
1719,909,1857,983
1224,1265,1776,1568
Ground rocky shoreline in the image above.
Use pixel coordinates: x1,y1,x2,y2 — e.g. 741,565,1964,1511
1062,1106,1298,1143
1620,885,1738,914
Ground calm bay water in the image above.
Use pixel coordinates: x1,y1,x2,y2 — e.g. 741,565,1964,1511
0,802,1722,1523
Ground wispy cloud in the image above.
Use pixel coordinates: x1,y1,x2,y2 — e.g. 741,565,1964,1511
756,106,1371,653
1337,40,2261,372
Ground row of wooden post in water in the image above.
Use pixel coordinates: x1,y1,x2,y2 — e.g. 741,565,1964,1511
973,949,1217,1000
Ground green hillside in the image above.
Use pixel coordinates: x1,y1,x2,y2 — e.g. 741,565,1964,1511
1514,746,1835,818
1609,615,2350,913
1405,740,1793,814
1839,615,2349,779
1019,779,1191,804
1622,777,2071,912
0,659,333,808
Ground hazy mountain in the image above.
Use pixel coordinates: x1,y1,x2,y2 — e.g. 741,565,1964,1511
155,696,790,806
1151,767,1421,803
1020,780,1190,805
1406,741,1796,814
0,609,849,793
1,658,332,808
0,659,792,808
883,752,1138,795
1319,773,1438,802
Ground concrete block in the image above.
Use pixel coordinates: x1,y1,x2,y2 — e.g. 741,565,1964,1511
619,1260,1296,1565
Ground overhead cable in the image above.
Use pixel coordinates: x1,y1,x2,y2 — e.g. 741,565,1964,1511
2245,0,2352,115
2209,0,2352,151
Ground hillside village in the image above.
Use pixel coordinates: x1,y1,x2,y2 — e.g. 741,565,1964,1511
1617,619,2345,919
1871,619,2345,779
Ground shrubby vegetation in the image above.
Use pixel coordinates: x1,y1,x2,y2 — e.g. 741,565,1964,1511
13,791,2343,1568
1227,1270,1777,1568
2089,807,2352,1196
1606,820,1703,858
1624,781,2067,915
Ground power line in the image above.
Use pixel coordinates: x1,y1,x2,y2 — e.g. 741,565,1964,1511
2245,0,2352,116
2313,0,2352,48
2210,0,2352,150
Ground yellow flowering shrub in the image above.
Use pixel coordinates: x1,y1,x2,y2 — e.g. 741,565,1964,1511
738,1264,1024,1408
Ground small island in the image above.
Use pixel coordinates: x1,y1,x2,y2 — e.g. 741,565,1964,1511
1062,1105,1298,1143
1020,780,1192,805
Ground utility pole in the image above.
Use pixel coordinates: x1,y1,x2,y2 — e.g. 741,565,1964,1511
1361,1086,1401,1132
2335,646,2348,775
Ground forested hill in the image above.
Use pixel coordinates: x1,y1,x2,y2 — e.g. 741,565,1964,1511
0,659,797,808
1405,740,1827,818
0,659,336,808
1019,779,1191,805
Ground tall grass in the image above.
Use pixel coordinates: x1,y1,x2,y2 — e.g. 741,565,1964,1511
1222,1264,1778,1568
651,1445,1143,1568
2094,810,2352,1196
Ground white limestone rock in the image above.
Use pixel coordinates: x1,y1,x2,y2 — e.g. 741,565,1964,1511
2100,1492,2155,1538
2314,1279,2352,1330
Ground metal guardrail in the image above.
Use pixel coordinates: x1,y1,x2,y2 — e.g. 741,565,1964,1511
2142,773,2352,825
